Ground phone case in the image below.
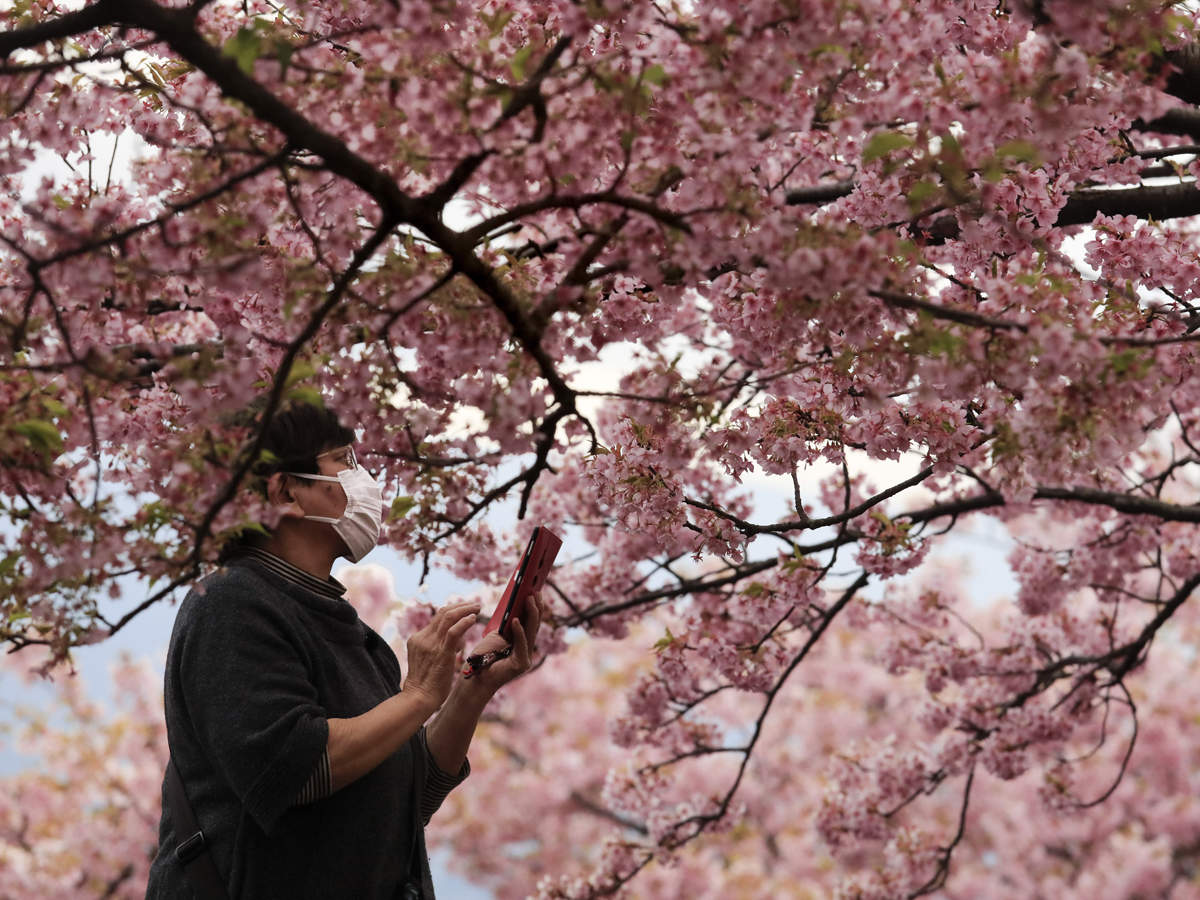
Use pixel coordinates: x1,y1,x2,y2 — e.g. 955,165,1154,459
483,525,562,639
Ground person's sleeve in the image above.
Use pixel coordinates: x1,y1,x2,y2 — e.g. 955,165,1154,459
416,726,470,826
294,751,333,806
176,578,329,835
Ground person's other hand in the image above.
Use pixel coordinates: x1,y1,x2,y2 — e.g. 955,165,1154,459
403,600,481,709
466,593,543,693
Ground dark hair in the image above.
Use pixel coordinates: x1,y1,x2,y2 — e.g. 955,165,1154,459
217,399,356,561
252,400,357,480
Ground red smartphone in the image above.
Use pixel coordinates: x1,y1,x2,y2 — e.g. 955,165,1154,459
483,526,562,640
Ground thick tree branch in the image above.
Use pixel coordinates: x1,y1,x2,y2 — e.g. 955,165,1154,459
489,34,571,142
109,0,424,224
872,288,1200,347
0,0,120,57
788,179,1200,236
1163,44,1200,107
685,464,935,535
1059,180,1200,225
782,179,856,205
463,191,692,247
1137,106,1200,140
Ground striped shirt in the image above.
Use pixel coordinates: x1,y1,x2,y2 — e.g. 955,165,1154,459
239,545,347,600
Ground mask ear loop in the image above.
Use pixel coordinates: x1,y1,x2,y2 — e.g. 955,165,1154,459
280,471,347,524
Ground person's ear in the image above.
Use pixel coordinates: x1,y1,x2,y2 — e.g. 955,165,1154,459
267,473,306,518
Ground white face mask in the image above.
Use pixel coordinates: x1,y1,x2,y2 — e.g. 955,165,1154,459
283,465,384,563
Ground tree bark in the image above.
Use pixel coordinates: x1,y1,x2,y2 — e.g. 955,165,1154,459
787,177,1200,238
1164,44,1200,107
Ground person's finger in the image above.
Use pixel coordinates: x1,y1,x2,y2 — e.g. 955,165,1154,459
522,592,542,645
445,610,477,649
468,632,507,656
437,600,481,618
432,600,481,635
510,618,530,669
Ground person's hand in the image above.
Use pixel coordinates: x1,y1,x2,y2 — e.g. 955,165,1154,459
403,600,481,709
465,592,543,694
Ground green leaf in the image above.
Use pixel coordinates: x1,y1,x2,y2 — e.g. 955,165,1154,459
653,627,676,652
1107,347,1150,379
223,27,262,76
42,398,68,418
981,162,1006,183
862,130,914,164
285,359,316,386
13,419,63,455
0,552,21,579
642,64,667,86
510,44,534,82
782,551,811,574
274,41,294,78
389,495,416,521
286,386,323,407
996,140,1041,166
905,179,939,212
143,62,166,87
939,131,962,158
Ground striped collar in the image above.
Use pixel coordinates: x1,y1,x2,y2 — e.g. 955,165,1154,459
237,546,347,600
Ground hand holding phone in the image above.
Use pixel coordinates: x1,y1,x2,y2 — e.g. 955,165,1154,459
483,525,561,640
463,526,561,678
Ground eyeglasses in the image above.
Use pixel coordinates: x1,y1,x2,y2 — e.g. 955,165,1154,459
317,445,358,470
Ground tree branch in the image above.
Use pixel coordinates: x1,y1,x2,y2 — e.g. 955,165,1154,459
112,0,425,224
1163,44,1200,107
565,484,1200,627
1137,106,1200,140
0,0,120,57
788,179,1200,236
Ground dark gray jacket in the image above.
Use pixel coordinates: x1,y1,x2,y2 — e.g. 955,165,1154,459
146,557,466,899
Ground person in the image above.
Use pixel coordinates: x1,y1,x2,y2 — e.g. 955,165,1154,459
146,401,540,899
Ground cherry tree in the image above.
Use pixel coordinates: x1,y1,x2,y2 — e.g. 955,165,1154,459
4,0,1200,895
0,650,165,898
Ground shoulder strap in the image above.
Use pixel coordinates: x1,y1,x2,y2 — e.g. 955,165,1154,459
164,758,231,900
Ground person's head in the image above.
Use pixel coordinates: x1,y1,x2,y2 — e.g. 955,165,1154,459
221,400,377,564
253,399,358,520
